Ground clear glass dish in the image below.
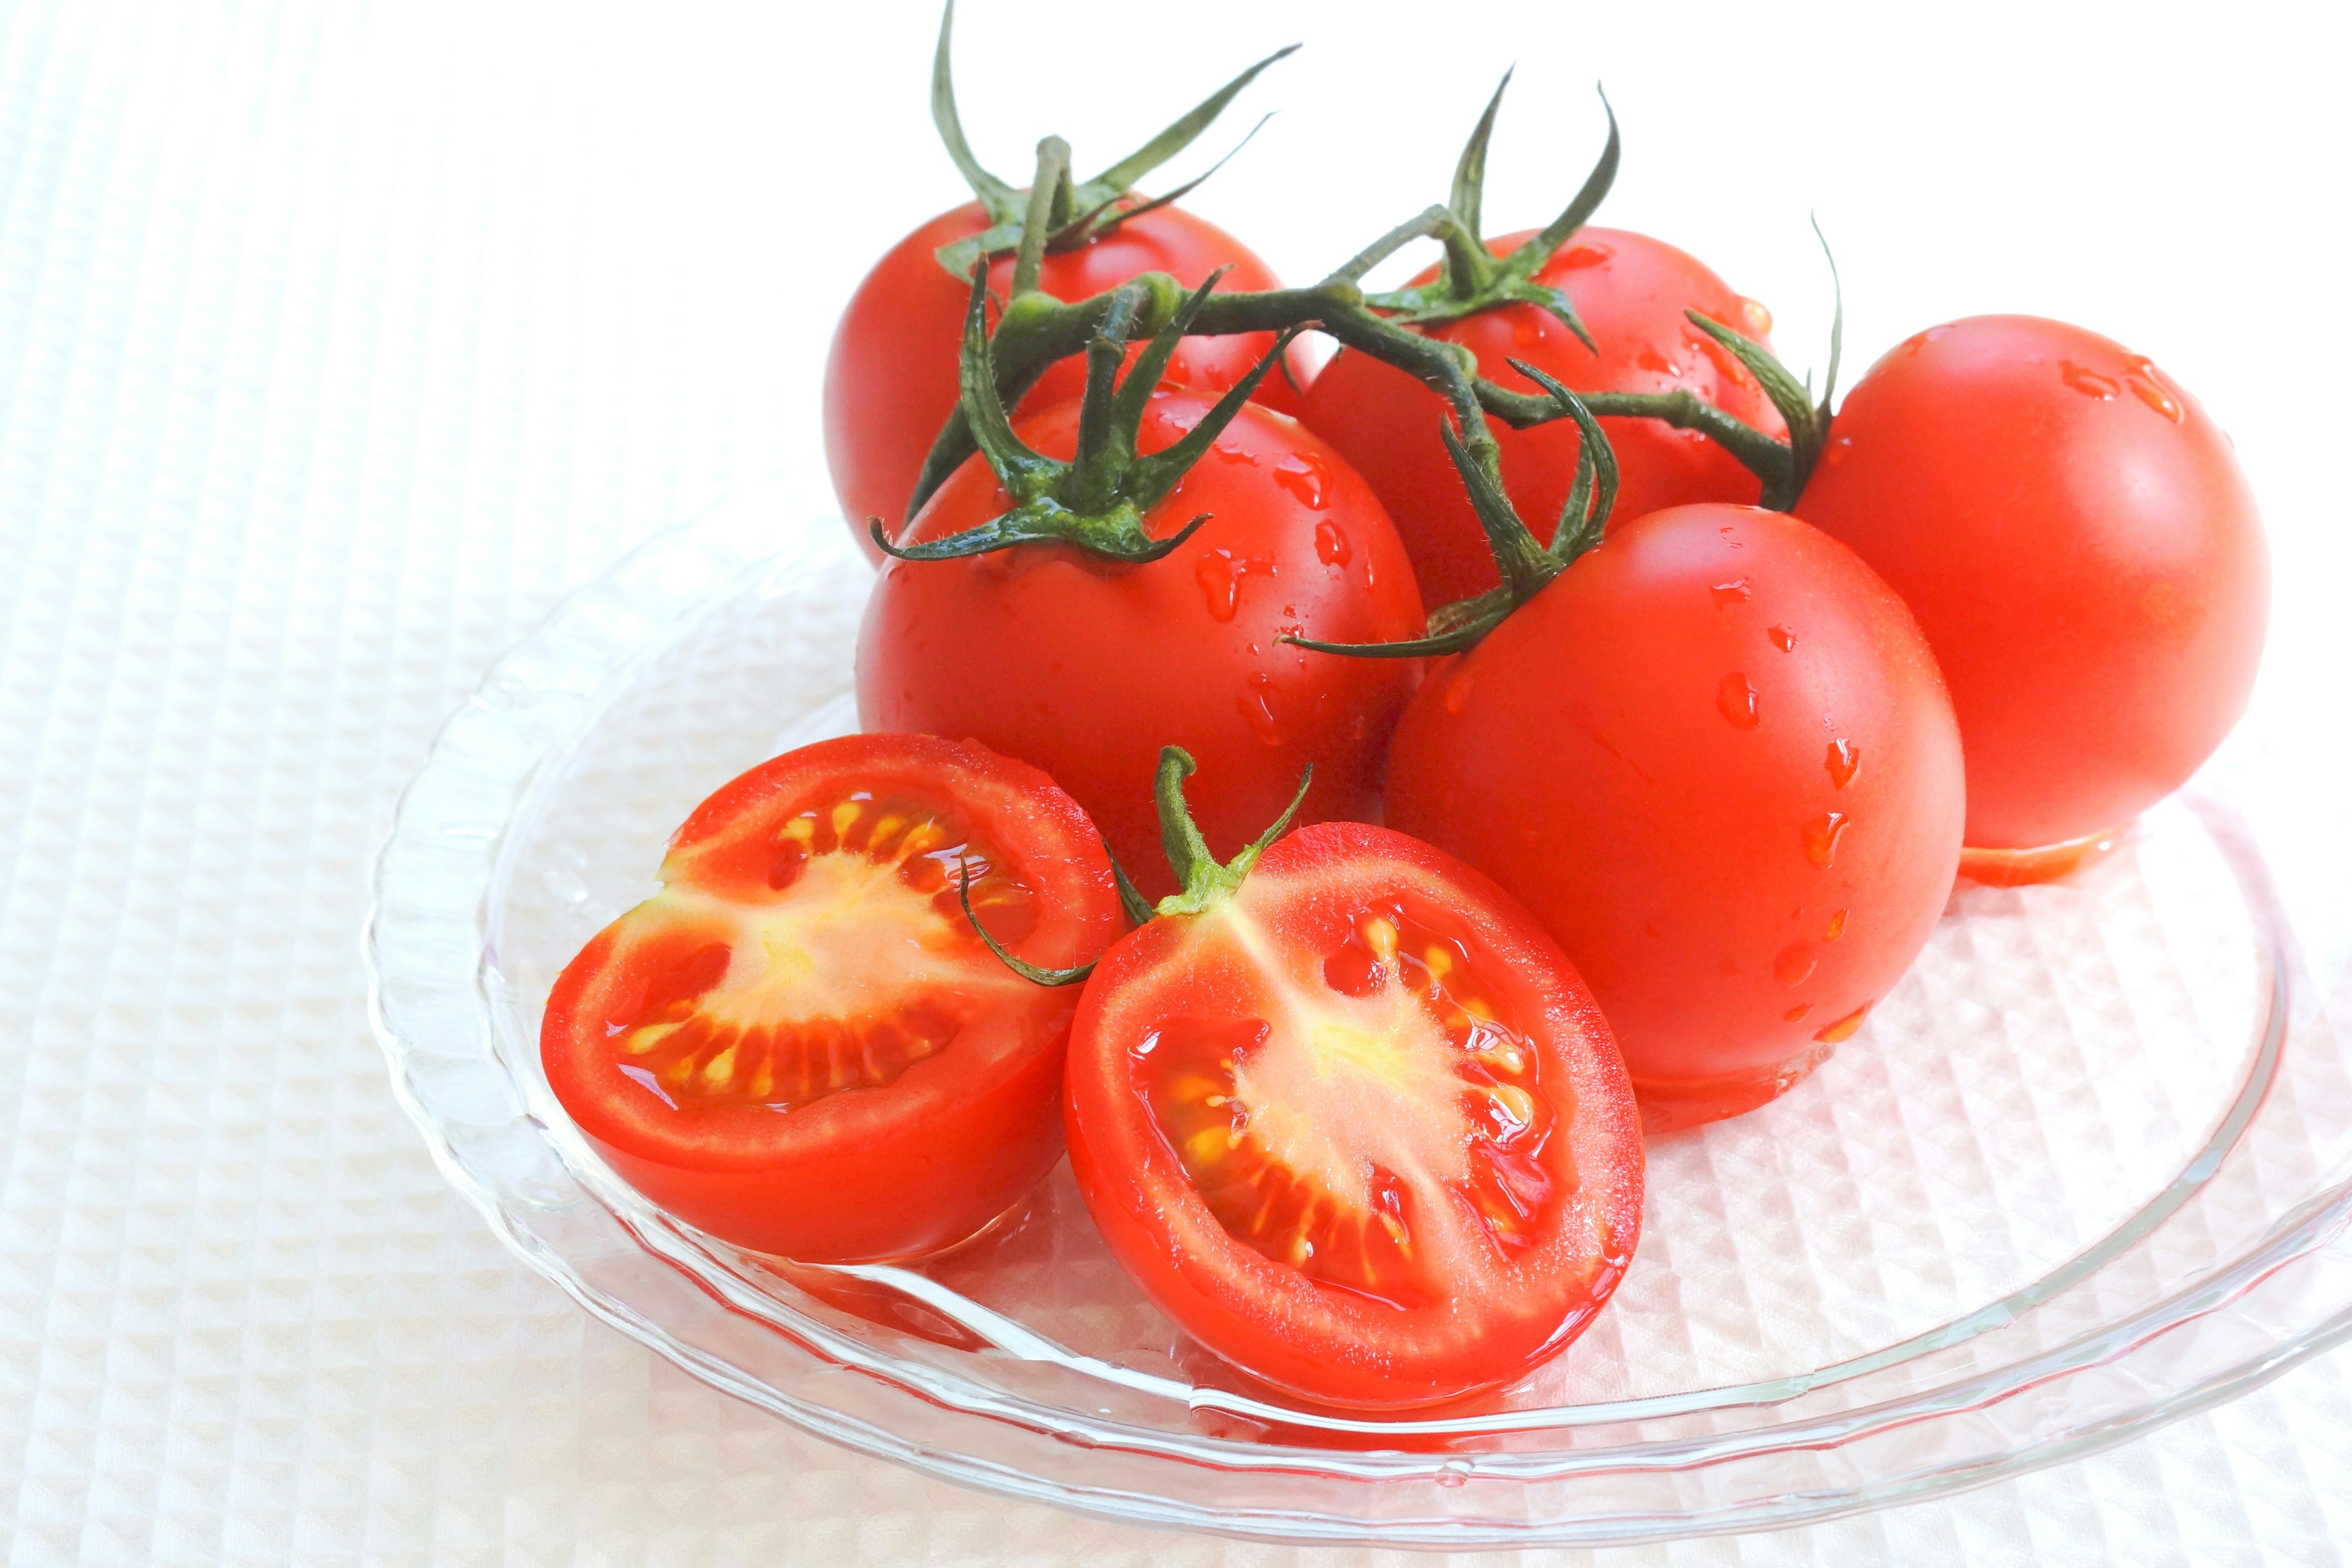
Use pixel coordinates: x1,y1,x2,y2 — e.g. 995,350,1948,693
365,482,2352,1548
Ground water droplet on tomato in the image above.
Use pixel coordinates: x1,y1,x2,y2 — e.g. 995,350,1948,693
1314,519,1352,567
1716,673,1760,729
1825,908,1848,941
1211,441,1260,467
1272,453,1329,509
1711,578,1751,607
1769,624,1798,652
1740,296,1773,335
1824,437,1852,467
1636,346,1678,376
1774,941,1817,987
2119,356,2185,422
1512,312,1548,348
1785,1003,1812,1023
1196,549,1274,622
1556,242,1612,271
1444,671,1474,715
2061,360,2119,399
1803,811,1851,869
1826,739,1860,790
1239,673,1283,747
1814,1001,1872,1044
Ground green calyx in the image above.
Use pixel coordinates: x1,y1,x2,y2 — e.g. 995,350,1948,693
1361,73,1619,350
929,0,1294,281
872,268,1301,565
1289,369,1618,660
1152,747,1312,919
958,749,1309,989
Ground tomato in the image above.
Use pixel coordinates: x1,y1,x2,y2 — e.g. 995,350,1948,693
539,734,1123,1262
857,387,1427,901
825,202,1306,560
1384,504,1966,1132
1065,818,1642,1410
1301,227,1786,609
1795,316,2269,856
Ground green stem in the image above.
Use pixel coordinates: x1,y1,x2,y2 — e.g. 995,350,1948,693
1009,138,1071,300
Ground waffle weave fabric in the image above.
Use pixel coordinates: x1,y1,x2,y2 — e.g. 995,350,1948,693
4,1,2351,1564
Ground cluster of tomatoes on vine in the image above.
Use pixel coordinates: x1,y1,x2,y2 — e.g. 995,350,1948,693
540,7,2267,1415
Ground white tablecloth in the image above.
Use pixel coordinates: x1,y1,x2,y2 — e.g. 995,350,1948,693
4,1,2350,1562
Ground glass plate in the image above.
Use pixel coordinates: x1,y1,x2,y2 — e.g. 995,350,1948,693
365,483,2352,1548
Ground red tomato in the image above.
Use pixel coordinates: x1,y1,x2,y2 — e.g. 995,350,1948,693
1796,316,2269,854
1384,505,1965,1132
539,734,1123,1262
857,390,1426,900
1065,821,1642,1409
1302,226,1786,609
824,202,1305,559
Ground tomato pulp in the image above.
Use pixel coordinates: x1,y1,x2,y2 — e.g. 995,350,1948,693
824,202,1306,559
1302,226,1785,608
1065,821,1642,1409
1795,315,2267,860
858,388,1426,901
540,734,1123,1261
1384,505,1966,1131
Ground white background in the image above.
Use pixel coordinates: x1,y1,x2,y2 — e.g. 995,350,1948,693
3,0,2350,1562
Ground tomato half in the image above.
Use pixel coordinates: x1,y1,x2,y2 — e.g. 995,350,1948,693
1795,315,2269,856
1065,821,1642,1410
540,734,1123,1261
824,202,1306,559
1384,504,1966,1131
1302,226,1786,609
858,388,1427,901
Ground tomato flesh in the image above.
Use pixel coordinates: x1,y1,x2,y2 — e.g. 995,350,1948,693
542,735,1121,1262
1066,823,1642,1411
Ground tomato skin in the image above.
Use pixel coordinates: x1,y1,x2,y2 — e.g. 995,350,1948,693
1301,227,1786,609
1795,315,2268,851
1064,822,1643,1410
1384,505,1965,1128
540,734,1123,1261
856,390,1427,900
824,202,1305,559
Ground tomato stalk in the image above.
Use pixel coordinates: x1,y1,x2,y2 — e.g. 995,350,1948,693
962,747,1312,985
927,0,1296,282
872,268,1302,564
1289,367,1618,658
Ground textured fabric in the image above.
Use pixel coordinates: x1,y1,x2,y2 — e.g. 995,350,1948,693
2,0,2349,1563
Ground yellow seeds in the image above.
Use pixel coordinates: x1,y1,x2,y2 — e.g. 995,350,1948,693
1286,1233,1312,1266
1185,1127,1231,1167
1204,1093,1228,1109
749,1063,774,1098
701,1047,737,1086
1364,916,1398,965
867,815,905,853
1377,1212,1408,1244
778,815,815,844
897,821,946,858
831,801,861,837
1474,1039,1526,1075
1423,945,1453,979
1461,997,1494,1022
624,1020,682,1055
1488,1084,1536,1125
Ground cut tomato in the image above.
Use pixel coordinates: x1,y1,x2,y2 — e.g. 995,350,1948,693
1062,755,1642,1410
541,734,1123,1262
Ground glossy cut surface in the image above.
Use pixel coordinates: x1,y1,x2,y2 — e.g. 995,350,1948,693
1385,505,1966,1128
858,390,1426,900
824,201,1305,559
1303,226,1786,608
1796,314,2269,851
1063,822,1643,1409
540,734,1122,1261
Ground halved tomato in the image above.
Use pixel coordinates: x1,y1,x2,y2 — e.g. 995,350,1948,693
1063,762,1643,1411
540,734,1124,1262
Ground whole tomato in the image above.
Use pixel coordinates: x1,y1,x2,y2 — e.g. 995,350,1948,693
858,388,1426,900
1795,315,2269,854
826,204,1304,560
1384,503,1965,1132
1302,227,1785,609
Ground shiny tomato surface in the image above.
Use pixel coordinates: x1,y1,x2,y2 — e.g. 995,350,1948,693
824,201,1305,557
1385,505,1966,1131
1302,226,1785,608
1065,822,1642,1409
1796,315,2268,853
858,389,1427,900
540,734,1122,1261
